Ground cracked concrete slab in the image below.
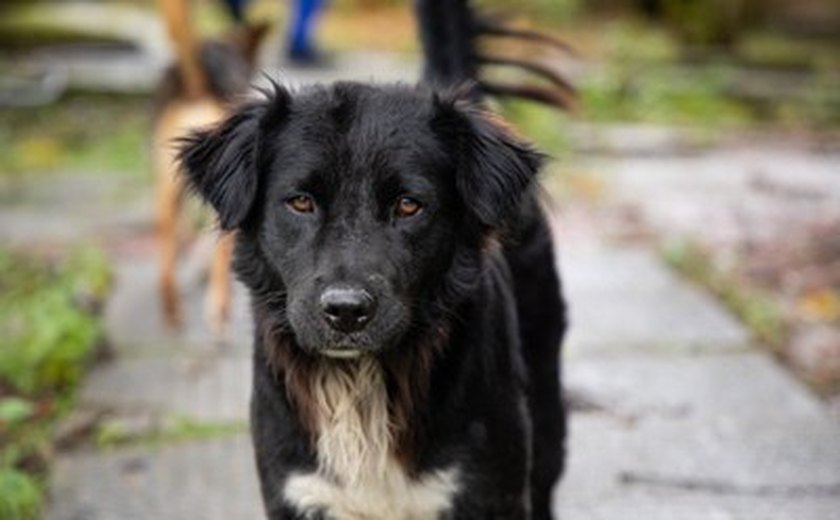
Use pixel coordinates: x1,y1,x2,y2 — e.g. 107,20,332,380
47,436,262,520
560,244,751,356
80,357,251,423
556,411,840,520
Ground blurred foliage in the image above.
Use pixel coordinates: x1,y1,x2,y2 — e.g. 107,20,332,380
601,21,681,64
0,467,41,520
0,247,110,395
0,247,111,519
798,289,840,323
580,64,752,126
659,0,757,47
501,100,572,158
483,0,582,21
794,65,840,129
0,94,149,178
736,31,840,70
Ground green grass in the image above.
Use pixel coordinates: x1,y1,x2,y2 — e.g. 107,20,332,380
0,248,110,395
0,247,111,519
501,100,573,158
96,416,247,449
0,94,150,178
572,20,752,127
580,64,752,126
540,18,840,129
736,31,840,71
0,467,41,520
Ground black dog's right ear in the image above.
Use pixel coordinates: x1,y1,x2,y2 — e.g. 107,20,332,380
177,89,289,230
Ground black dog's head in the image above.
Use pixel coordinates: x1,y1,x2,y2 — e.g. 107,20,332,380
178,82,542,358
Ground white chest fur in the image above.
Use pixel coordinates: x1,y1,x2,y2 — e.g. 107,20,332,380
284,463,459,520
282,358,459,519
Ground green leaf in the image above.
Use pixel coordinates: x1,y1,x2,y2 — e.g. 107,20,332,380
0,398,34,426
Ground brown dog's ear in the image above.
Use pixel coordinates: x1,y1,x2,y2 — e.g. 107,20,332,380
431,92,545,229
178,86,290,230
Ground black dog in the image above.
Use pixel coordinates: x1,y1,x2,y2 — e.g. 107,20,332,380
178,80,566,519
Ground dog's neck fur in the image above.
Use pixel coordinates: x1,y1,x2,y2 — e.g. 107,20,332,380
276,351,461,519
308,358,392,485
259,312,449,476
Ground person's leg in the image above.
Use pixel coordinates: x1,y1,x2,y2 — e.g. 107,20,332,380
288,0,325,62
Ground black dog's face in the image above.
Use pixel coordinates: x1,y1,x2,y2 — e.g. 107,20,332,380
179,83,542,358
258,87,461,356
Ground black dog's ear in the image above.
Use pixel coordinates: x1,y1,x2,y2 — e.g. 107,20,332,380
432,93,545,229
177,89,290,230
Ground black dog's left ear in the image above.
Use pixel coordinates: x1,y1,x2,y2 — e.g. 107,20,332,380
177,90,289,230
432,95,545,229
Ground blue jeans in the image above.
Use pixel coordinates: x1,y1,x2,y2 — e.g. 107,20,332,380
289,0,324,56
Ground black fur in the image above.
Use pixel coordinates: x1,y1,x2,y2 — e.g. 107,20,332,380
178,82,566,519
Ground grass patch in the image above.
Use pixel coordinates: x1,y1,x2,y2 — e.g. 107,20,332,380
662,239,786,347
735,31,840,71
551,18,839,129
501,100,573,158
580,64,752,126
0,93,150,178
0,467,41,520
96,416,247,449
574,21,751,126
0,247,112,518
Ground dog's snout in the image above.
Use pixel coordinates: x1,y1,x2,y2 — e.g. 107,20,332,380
320,287,376,333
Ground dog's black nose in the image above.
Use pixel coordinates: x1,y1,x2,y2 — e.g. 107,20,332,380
320,287,376,333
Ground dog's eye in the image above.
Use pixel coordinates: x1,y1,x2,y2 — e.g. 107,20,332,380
395,196,423,218
287,195,315,214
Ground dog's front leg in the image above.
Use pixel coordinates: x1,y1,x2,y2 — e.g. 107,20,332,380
250,343,319,520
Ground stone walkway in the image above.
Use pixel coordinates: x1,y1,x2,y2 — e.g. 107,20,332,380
2,52,831,519
42,168,840,520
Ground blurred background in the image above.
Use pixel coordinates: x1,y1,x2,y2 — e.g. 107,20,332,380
0,0,838,518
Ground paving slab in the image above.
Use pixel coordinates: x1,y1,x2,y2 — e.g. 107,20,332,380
565,353,826,423
556,413,840,520
0,173,152,246
593,147,840,246
40,130,840,519
567,123,716,156
80,356,251,423
560,244,751,356
48,436,262,520
557,353,840,519
53,352,840,520
104,258,254,358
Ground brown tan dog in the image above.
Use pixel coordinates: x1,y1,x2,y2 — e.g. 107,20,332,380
153,0,267,333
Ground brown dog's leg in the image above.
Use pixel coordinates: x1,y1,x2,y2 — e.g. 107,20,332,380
207,232,234,336
155,129,185,329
